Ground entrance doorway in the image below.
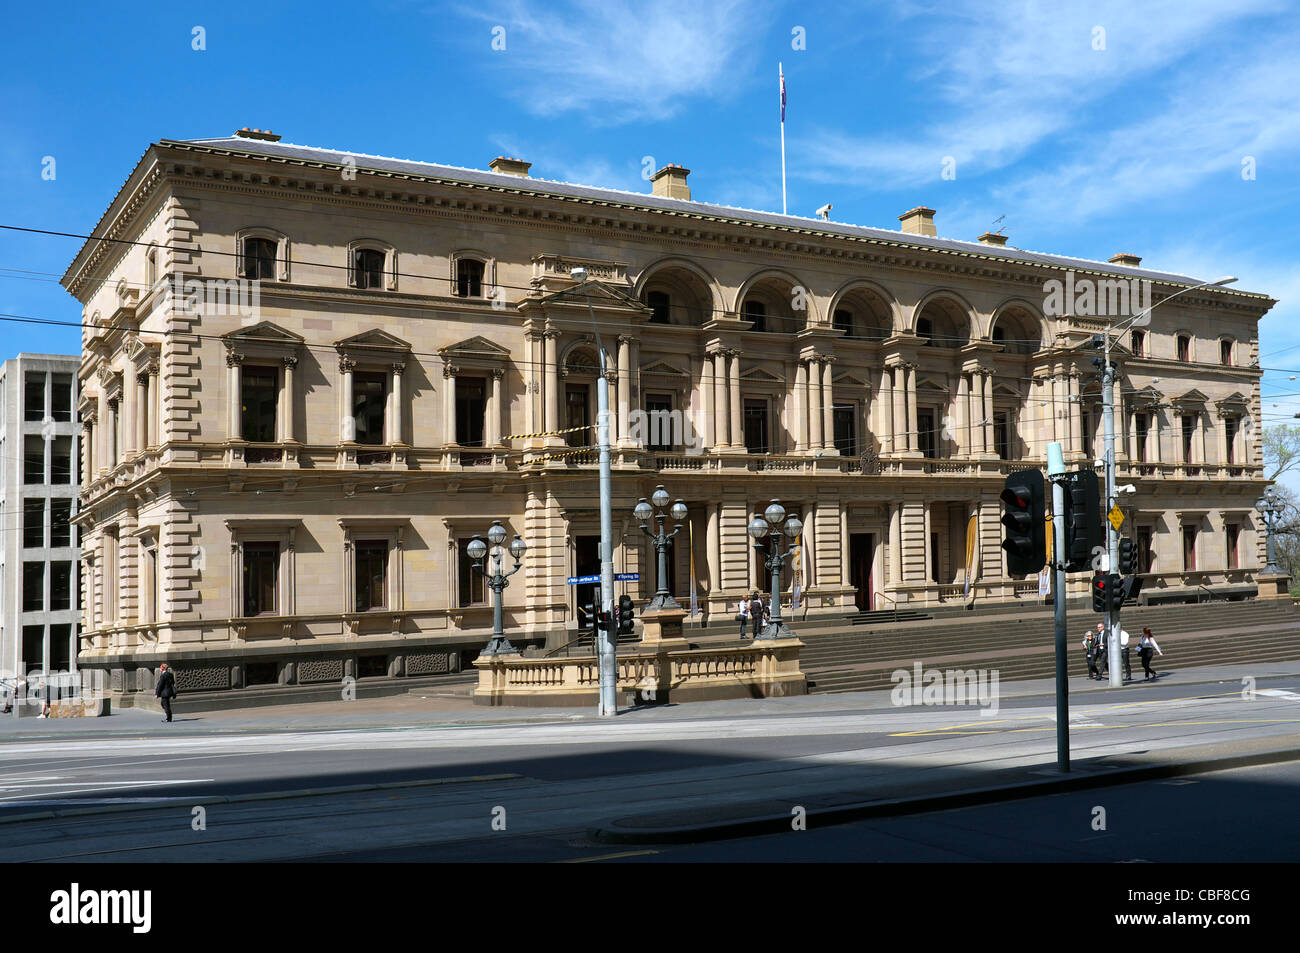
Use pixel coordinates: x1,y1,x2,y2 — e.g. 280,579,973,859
850,533,874,611
574,535,599,630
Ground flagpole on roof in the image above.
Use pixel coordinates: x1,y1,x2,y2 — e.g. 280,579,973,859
779,62,787,215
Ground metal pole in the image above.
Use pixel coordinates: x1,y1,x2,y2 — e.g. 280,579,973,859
1048,441,1070,772
596,361,616,716
1102,338,1121,686
768,535,782,629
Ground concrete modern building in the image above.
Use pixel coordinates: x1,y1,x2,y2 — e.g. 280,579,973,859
60,129,1275,700
0,354,81,681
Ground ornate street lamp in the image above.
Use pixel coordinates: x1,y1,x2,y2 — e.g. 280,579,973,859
635,485,688,610
1255,487,1283,575
747,499,803,640
467,520,527,655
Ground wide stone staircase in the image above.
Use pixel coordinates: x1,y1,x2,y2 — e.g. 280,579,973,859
796,599,1300,695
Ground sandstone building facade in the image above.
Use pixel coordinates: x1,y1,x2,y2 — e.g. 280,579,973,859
61,130,1275,695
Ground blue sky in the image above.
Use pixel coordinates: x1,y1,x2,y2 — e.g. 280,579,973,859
2,0,1299,453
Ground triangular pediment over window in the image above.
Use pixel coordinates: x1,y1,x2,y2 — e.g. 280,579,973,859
222,321,305,347
1172,388,1209,407
832,370,871,388
335,328,412,353
438,336,512,360
1215,391,1250,411
740,366,785,384
1129,384,1162,407
640,359,690,379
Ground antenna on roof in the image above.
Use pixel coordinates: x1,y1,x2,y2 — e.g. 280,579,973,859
991,214,1006,235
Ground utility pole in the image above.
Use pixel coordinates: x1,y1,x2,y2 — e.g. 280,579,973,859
1102,335,1122,687
571,267,617,717
1047,442,1070,772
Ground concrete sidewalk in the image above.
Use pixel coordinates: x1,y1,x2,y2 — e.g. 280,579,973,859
5,657,1296,737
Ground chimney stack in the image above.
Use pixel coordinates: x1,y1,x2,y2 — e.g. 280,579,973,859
1108,252,1143,267
489,156,531,177
899,206,937,236
650,164,691,201
978,231,1008,247
234,127,281,142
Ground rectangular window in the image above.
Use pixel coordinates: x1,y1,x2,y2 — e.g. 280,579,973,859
22,625,44,672
24,435,44,483
456,259,485,298
1226,522,1240,570
50,561,72,611
244,238,277,281
564,384,589,449
24,499,45,548
918,410,937,459
23,562,44,612
833,404,857,456
994,411,1010,460
1177,335,1191,362
52,436,72,483
742,301,766,333
241,366,278,442
51,624,72,671
355,249,385,290
1182,526,1197,571
833,309,853,336
1220,340,1233,366
1225,416,1238,465
51,373,72,421
456,378,487,447
1180,415,1196,464
743,398,769,454
1137,527,1153,574
242,541,280,616
355,541,388,611
645,395,674,452
50,499,71,547
1135,413,1149,463
457,539,486,607
353,371,387,446
24,373,45,421
1131,330,1145,357
930,532,941,583
647,290,671,324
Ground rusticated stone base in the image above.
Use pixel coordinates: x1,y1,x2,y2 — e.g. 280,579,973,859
1255,573,1292,600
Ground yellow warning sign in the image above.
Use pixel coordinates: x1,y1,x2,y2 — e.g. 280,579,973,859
1108,504,1125,533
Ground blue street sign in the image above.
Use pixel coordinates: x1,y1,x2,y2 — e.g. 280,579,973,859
615,573,640,581
566,575,601,585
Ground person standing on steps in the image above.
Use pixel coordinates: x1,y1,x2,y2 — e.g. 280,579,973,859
748,592,766,638
155,662,177,723
736,597,750,639
1138,627,1163,681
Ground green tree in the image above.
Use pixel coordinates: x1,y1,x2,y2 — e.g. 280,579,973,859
1263,424,1300,481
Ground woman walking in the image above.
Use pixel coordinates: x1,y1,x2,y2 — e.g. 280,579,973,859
1138,627,1163,681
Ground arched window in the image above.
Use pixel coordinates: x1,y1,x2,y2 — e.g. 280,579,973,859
456,258,485,298
348,241,396,291
647,290,671,324
243,237,278,281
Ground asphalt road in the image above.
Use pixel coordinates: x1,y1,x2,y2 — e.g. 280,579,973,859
2,673,1298,861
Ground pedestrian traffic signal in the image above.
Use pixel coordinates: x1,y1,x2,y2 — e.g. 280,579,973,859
1117,574,1143,606
1091,572,1120,613
1000,469,1046,576
1064,470,1103,573
617,594,635,635
1118,537,1138,575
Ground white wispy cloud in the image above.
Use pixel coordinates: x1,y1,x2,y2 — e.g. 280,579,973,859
464,0,774,123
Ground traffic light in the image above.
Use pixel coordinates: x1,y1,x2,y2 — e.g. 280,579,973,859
1064,470,1103,573
1118,537,1138,575
617,594,635,635
1116,574,1143,606
1091,572,1120,613
1000,469,1046,576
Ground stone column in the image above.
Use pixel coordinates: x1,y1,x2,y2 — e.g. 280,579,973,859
339,356,356,442
803,501,816,590
389,361,404,445
134,372,148,453
891,366,906,455
983,370,995,455
226,353,242,442
905,364,919,453
122,371,136,457
442,363,458,445
701,356,714,451
713,351,729,450
1050,370,1061,446
956,372,970,456
524,333,539,438
880,367,894,454
794,360,808,452
1069,372,1083,455
889,502,903,585
617,335,632,445
488,368,503,446
107,399,119,468
821,357,836,454
808,359,824,450
281,356,298,443
728,349,743,450
706,503,720,593
1115,385,1128,463
147,361,160,448
543,330,559,440
1151,408,1162,463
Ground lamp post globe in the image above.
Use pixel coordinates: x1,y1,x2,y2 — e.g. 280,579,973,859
764,500,786,526
487,521,508,546
651,485,670,509
466,537,487,561
634,499,653,522
784,515,803,539
509,535,527,560
748,516,769,540
670,500,688,521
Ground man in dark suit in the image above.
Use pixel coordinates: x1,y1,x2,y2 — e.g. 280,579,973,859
155,663,177,723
